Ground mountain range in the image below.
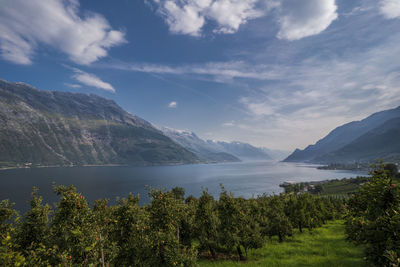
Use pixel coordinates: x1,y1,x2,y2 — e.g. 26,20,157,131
161,126,274,162
0,79,199,167
161,127,241,163
7,77,388,168
284,106,400,163
205,140,272,161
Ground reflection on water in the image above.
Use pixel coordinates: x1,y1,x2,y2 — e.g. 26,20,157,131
0,161,366,212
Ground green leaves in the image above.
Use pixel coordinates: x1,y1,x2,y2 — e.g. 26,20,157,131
0,184,345,265
346,164,400,266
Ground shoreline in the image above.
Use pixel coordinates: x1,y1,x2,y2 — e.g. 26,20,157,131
0,160,240,171
0,162,190,171
1,161,372,172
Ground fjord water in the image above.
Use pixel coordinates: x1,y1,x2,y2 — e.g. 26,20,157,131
0,161,365,212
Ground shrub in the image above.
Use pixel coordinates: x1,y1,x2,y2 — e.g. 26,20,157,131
346,164,400,266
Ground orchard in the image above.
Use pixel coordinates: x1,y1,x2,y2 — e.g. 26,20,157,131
0,180,355,266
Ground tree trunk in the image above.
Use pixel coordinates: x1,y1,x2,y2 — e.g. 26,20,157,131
100,234,105,267
237,245,245,261
209,245,216,260
160,244,166,265
278,232,283,243
177,225,180,246
299,222,303,233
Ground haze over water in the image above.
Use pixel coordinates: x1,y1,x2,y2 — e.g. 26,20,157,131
0,161,365,212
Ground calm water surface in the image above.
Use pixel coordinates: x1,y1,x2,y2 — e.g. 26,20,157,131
0,161,366,212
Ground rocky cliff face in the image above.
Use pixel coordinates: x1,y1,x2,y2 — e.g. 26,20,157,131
0,79,199,167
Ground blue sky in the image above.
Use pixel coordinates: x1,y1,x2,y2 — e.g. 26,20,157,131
1,0,400,151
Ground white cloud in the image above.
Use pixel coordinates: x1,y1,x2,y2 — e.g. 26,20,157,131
0,0,126,65
161,1,206,36
151,0,263,36
277,0,338,41
149,0,337,40
208,0,263,34
71,68,115,92
168,101,177,108
380,0,400,19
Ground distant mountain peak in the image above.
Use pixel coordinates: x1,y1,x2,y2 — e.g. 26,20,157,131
161,126,240,163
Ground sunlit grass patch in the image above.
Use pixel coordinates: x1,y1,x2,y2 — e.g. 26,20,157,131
198,220,367,267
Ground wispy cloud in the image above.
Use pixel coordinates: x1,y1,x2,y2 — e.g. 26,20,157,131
104,25,400,147
71,68,115,92
168,101,177,108
105,10,400,150
106,60,282,81
222,121,235,127
234,31,400,149
64,83,82,89
0,0,126,65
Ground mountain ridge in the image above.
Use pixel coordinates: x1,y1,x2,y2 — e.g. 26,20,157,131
0,79,199,167
160,127,241,163
161,127,274,162
284,106,400,163
315,117,400,163
205,140,272,161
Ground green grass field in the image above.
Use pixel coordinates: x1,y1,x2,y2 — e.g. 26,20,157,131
198,220,367,267
321,180,361,196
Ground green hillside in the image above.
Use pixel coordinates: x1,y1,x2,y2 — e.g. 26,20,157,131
284,106,400,164
316,117,400,163
0,79,199,167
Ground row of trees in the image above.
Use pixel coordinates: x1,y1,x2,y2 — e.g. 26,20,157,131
0,185,345,266
345,164,400,266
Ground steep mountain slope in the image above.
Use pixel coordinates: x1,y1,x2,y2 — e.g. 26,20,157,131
161,127,240,163
315,117,400,163
284,106,400,163
0,79,199,167
207,140,272,160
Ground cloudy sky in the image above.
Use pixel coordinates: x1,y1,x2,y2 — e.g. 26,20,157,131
1,0,400,151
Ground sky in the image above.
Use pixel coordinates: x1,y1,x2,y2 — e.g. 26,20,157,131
0,0,400,151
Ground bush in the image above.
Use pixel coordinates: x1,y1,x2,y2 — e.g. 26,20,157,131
346,164,400,266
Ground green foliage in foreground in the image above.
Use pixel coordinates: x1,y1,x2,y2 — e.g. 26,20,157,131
198,220,366,267
346,164,400,266
0,184,344,266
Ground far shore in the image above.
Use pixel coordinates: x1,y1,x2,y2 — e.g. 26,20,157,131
0,160,241,171
0,162,192,171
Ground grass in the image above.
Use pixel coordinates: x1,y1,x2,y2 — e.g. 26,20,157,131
197,220,367,267
320,177,369,196
321,180,360,196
